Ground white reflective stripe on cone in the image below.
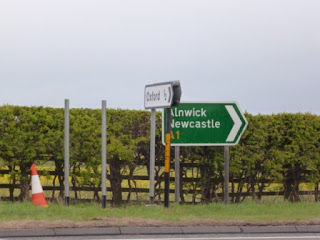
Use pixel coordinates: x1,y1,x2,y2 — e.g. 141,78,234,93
32,175,44,194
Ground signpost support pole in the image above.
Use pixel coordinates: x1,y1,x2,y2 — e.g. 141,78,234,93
145,81,181,208
175,146,180,203
149,109,156,205
64,99,70,206
101,100,107,208
164,108,172,208
224,146,230,204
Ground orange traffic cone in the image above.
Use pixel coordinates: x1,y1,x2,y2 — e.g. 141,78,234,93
31,164,48,207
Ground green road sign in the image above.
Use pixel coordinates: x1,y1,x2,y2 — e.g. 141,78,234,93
162,102,248,146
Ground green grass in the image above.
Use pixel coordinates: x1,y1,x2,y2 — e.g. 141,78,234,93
0,201,320,223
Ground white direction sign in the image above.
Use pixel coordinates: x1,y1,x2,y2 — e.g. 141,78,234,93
144,82,173,109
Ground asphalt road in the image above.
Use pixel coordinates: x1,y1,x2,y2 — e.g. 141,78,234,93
4,233,320,240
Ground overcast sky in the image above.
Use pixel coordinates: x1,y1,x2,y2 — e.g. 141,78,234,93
1,1,319,115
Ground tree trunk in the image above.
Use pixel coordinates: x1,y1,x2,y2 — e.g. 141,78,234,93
94,186,100,202
52,175,57,200
257,181,265,201
18,164,30,201
9,165,16,202
71,176,78,200
179,167,185,203
54,161,65,199
200,165,212,203
250,176,256,201
231,174,235,203
235,180,243,203
126,166,135,203
109,158,122,206
283,166,300,202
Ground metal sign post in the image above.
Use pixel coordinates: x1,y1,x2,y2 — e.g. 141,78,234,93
164,108,172,208
145,81,181,208
175,146,180,203
149,109,156,205
224,146,230,204
101,100,107,208
64,99,70,206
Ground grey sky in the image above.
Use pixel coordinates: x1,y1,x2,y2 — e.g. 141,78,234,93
1,0,319,114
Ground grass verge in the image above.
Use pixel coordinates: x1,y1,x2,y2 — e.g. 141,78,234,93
0,201,320,223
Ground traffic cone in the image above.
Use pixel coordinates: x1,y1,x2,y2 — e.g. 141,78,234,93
31,164,48,207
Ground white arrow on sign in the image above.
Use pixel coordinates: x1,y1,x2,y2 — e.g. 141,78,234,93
225,105,242,142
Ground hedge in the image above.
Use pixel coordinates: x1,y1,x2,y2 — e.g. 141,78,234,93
0,105,320,204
